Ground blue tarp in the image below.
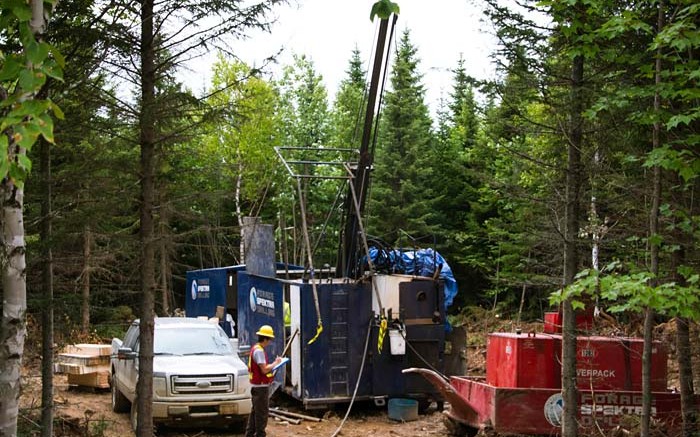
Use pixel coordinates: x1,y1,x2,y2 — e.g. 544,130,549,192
367,246,458,309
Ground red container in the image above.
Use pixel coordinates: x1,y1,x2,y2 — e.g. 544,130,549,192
543,312,560,333
575,336,667,391
543,311,594,334
486,332,561,389
629,338,668,391
448,375,696,435
486,332,668,392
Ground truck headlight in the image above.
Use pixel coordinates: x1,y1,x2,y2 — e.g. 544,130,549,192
153,376,167,397
237,375,250,395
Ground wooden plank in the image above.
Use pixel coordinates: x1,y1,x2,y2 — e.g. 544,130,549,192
67,372,110,389
57,354,109,367
56,344,112,376
63,344,111,356
54,362,109,375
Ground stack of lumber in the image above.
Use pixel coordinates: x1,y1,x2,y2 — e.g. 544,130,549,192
270,407,322,425
54,344,111,388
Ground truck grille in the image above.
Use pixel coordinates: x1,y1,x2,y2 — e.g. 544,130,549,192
171,374,234,395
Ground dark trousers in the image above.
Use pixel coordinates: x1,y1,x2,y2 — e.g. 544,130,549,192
245,386,269,437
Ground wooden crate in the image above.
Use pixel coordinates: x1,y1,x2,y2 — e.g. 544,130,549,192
56,344,112,388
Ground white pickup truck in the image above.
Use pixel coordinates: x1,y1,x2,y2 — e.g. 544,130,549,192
110,317,251,430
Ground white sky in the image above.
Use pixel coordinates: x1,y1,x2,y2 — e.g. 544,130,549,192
184,0,498,113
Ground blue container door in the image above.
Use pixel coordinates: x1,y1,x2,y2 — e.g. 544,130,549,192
237,271,286,386
299,281,372,403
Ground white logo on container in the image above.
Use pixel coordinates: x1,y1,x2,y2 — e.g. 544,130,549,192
249,287,257,312
544,393,564,427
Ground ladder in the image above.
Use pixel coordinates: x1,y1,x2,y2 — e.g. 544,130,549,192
329,288,350,395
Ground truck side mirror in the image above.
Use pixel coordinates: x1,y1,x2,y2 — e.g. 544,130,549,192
117,347,137,360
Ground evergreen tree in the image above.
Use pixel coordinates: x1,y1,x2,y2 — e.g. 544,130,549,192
369,29,437,245
434,58,496,309
329,47,366,150
276,54,337,265
449,56,479,150
278,54,330,148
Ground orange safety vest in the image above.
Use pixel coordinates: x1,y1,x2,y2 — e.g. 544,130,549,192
248,343,274,385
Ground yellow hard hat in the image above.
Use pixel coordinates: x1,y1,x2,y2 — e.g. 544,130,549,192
256,325,275,338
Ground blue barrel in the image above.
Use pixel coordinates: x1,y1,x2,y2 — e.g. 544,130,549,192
387,398,419,422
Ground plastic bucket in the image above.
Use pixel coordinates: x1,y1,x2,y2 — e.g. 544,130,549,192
389,329,405,355
387,398,418,422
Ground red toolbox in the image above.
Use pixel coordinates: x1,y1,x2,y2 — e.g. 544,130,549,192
486,332,561,389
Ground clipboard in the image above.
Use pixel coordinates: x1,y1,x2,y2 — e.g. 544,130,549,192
271,357,290,372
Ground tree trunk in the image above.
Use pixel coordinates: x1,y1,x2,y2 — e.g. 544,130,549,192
81,225,91,334
159,233,170,316
40,138,54,437
641,306,655,437
643,2,664,435
561,51,584,437
677,317,697,435
158,197,170,316
137,0,157,434
671,235,696,434
0,1,43,434
236,151,244,264
0,173,27,437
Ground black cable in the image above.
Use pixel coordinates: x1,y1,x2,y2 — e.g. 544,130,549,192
330,316,373,437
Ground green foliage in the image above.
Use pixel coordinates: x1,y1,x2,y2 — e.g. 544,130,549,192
329,47,365,150
275,53,340,264
586,0,700,187
6,0,699,343
370,0,400,21
205,55,283,208
0,2,64,187
278,54,330,148
88,418,110,437
370,29,437,243
551,263,700,320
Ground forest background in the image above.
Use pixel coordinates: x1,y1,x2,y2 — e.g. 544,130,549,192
0,0,699,435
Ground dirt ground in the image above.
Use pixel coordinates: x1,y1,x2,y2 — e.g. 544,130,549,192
18,310,492,437
19,310,688,437
20,371,452,437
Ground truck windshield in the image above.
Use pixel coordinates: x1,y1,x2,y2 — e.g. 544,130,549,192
154,327,233,356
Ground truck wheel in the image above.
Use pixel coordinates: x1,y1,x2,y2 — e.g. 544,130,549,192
111,374,129,413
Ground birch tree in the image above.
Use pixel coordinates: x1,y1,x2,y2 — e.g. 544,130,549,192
0,0,63,434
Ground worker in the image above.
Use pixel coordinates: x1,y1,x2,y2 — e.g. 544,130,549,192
284,301,291,328
283,300,292,340
246,324,282,437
